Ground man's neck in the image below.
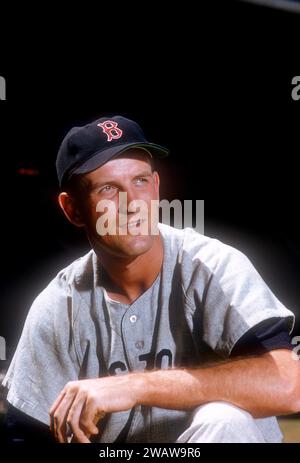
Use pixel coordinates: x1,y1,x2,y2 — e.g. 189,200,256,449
97,235,164,305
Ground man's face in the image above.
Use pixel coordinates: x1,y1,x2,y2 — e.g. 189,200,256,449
76,149,160,259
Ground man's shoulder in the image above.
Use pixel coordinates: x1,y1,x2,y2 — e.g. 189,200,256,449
159,223,244,269
183,228,245,266
28,250,96,320
54,249,96,288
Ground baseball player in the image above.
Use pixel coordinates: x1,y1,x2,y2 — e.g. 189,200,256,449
2,116,299,443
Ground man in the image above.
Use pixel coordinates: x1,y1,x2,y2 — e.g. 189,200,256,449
2,115,299,443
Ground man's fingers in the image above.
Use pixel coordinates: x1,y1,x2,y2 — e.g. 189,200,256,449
49,389,66,417
71,433,91,443
93,411,106,429
49,381,108,443
50,391,66,434
52,391,76,443
80,399,105,436
67,394,94,443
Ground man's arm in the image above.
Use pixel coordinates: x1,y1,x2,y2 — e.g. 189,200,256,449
50,349,300,443
139,349,300,416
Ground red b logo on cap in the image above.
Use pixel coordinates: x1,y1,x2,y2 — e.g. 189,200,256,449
97,120,123,142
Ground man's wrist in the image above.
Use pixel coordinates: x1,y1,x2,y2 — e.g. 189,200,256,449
129,372,150,406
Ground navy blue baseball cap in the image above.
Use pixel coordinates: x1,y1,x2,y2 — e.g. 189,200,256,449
56,115,169,188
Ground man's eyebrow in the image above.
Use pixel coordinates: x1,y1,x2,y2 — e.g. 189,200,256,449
89,171,152,191
132,171,152,179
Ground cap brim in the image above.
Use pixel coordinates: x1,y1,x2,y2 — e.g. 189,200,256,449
69,142,169,178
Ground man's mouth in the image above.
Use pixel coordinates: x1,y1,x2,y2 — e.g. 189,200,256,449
120,219,145,230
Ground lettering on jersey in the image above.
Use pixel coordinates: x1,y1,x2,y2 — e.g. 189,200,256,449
108,348,173,374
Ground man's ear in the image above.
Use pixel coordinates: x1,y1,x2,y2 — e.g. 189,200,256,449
58,192,85,227
152,171,160,198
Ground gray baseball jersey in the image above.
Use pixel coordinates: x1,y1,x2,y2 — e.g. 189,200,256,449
2,224,295,442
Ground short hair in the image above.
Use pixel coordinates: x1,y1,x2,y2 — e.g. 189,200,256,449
62,173,90,200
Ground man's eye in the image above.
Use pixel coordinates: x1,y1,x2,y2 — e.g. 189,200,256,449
100,185,114,193
136,177,148,185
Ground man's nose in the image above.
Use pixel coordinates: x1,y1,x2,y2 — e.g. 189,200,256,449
118,188,138,216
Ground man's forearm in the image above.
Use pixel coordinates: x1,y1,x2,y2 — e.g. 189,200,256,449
135,350,300,418
49,349,300,442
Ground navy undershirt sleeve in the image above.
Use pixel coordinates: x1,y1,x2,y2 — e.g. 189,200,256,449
231,318,293,357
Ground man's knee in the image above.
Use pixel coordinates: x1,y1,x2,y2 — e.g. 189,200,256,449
177,402,266,443
191,401,255,429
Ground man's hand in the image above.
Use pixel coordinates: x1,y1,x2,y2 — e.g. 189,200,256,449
49,374,143,443
50,350,300,443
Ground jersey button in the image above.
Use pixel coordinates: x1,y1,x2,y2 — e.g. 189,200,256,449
135,341,144,350
130,315,137,324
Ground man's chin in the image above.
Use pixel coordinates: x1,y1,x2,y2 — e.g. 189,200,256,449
117,234,154,256
93,233,155,258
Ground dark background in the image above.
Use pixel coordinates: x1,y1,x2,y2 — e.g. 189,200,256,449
0,0,300,365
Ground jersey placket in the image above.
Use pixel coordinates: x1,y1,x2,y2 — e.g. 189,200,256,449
121,299,147,372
